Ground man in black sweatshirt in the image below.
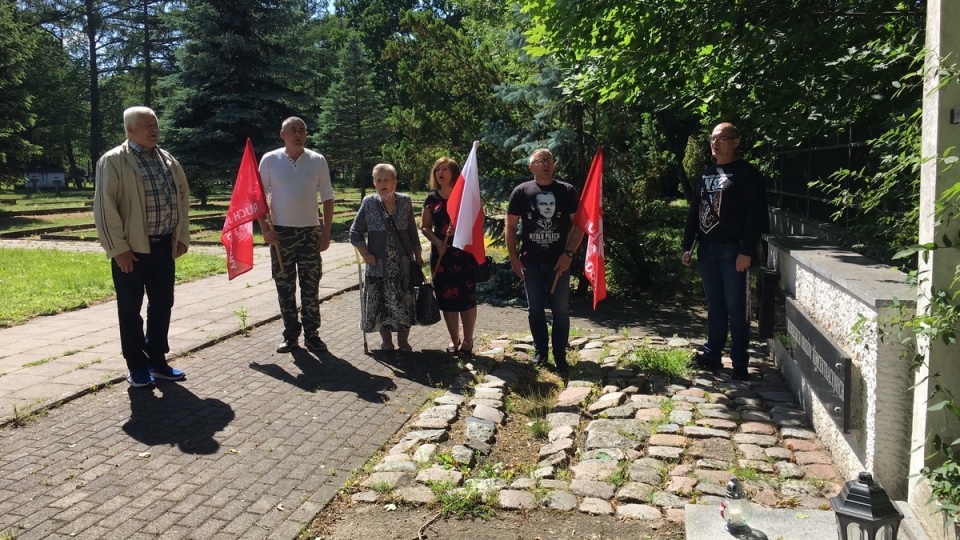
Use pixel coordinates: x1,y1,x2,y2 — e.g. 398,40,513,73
681,122,768,381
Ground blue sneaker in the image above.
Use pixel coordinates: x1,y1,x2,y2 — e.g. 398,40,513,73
128,370,156,388
149,363,186,381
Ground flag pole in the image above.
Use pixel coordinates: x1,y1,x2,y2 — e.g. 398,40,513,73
550,271,561,294
265,214,285,274
432,231,452,276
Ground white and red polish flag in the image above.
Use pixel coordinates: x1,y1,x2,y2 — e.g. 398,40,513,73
221,138,269,280
446,141,485,264
574,147,607,309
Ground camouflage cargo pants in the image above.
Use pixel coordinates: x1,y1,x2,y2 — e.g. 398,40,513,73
271,225,323,340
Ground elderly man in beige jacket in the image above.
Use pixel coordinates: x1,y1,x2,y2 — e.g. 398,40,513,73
94,106,191,388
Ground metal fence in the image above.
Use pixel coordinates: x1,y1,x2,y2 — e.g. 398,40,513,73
764,127,878,227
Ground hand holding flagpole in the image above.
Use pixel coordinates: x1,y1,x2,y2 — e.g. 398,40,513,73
263,212,285,274
550,271,561,294
432,230,452,276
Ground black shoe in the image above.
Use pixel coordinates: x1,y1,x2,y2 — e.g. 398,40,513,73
305,336,328,353
694,353,723,371
732,369,751,382
532,352,547,366
276,339,297,353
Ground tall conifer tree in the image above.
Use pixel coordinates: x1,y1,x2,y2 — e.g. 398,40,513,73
161,0,318,187
313,34,387,198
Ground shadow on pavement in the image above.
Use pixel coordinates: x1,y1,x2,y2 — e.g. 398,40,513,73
122,382,235,455
369,347,462,390
567,296,708,338
249,348,397,403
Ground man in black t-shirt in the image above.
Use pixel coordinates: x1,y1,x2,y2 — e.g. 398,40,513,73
506,148,585,376
681,123,768,381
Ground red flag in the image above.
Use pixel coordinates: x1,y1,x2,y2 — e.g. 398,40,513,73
221,139,269,280
574,147,607,309
446,141,485,264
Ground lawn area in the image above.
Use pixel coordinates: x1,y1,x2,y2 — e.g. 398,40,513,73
0,247,225,327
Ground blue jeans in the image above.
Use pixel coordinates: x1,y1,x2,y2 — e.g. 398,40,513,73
522,263,570,368
697,243,749,369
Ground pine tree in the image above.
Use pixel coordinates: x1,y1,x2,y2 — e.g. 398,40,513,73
160,0,318,190
313,34,388,198
0,3,40,183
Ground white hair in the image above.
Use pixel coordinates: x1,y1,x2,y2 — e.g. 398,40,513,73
123,106,156,129
282,116,307,131
372,163,397,179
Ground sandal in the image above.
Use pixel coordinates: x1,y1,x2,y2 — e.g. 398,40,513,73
445,343,460,354
380,342,395,351
398,344,413,354
457,340,474,357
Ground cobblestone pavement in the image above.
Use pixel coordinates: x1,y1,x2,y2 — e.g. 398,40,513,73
347,334,842,529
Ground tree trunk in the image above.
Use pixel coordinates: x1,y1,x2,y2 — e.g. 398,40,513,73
142,0,151,106
86,0,101,169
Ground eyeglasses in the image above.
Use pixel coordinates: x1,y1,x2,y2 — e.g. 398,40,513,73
709,135,739,143
531,158,555,166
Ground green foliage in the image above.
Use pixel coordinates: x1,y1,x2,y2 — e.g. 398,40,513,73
682,135,709,201
866,57,960,524
20,30,88,179
521,0,923,147
382,7,515,190
624,346,693,379
811,43,928,264
527,418,549,440
161,0,318,183
430,481,496,519
0,3,40,184
313,33,388,196
923,431,960,529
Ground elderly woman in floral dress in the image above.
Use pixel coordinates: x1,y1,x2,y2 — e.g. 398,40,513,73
350,163,423,353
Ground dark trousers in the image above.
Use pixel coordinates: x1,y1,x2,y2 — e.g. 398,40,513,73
697,242,749,369
112,237,175,372
271,226,322,341
522,262,571,369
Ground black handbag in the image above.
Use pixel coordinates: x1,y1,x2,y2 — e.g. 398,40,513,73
474,256,496,283
409,259,426,288
415,283,441,325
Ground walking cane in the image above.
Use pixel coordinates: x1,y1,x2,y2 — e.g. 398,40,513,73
354,247,369,354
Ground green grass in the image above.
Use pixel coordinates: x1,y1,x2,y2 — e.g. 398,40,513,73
0,247,225,327
624,345,694,378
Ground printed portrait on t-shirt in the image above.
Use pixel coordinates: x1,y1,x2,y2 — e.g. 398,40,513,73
530,191,560,247
536,191,557,219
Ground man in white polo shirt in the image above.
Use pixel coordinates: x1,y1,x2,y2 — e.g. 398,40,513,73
257,117,336,354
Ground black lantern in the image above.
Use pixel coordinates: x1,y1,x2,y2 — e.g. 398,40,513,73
830,471,903,540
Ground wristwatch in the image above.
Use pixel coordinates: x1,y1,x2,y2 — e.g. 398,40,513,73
563,249,575,258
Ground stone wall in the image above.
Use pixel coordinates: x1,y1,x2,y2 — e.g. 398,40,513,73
766,236,915,498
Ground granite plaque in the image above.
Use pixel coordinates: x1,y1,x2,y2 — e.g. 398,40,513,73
775,293,852,432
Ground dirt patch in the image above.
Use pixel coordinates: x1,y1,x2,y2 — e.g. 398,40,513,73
308,505,685,540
